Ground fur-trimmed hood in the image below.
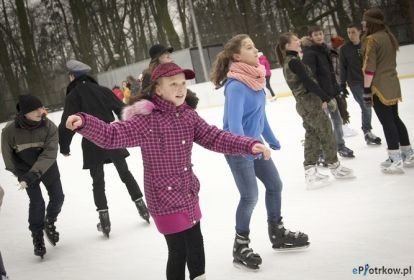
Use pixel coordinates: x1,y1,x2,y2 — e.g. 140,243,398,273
121,99,155,120
300,36,313,48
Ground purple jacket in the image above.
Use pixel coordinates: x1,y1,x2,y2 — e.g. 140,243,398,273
76,96,260,234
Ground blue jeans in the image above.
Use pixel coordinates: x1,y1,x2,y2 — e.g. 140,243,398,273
329,108,345,148
349,84,372,133
224,155,283,234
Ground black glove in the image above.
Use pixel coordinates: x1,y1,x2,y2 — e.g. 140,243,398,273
339,84,349,98
335,95,350,124
363,87,373,107
19,171,40,187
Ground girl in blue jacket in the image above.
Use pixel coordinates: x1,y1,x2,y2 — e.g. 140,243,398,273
210,34,309,270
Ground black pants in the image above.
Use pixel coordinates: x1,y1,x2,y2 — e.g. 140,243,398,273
265,76,275,97
373,95,410,150
0,252,6,277
89,156,143,211
25,163,64,233
164,222,205,280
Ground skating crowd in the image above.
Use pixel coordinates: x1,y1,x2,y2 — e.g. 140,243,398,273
1,7,413,280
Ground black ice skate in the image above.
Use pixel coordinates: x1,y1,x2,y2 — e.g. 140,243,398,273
338,146,355,158
233,233,262,270
32,231,46,259
44,217,59,246
97,209,111,238
268,219,310,251
134,198,150,224
364,131,381,145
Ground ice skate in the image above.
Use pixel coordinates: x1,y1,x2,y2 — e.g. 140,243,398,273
364,131,381,145
32,231,46,259
233,233,262,270
268,218,309,251
305,166,330,190
97,209,111,238
401,145,414,168
329,162,355,179
381,150,404,174
337,146,355,158
44,217,59,246
134,197,150,224
343,124,358,137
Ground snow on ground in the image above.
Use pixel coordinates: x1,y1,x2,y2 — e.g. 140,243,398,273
0,78,413,280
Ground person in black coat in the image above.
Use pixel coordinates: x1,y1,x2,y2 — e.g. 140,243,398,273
59,60,150,237
302,26,355,158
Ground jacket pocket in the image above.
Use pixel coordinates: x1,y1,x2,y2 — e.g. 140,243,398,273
155,176,186,210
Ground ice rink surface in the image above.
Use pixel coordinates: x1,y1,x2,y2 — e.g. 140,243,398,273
0,78,413,279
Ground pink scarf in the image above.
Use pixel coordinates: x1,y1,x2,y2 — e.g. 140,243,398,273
227,62,266,91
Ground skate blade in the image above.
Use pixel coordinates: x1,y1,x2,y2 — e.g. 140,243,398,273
334,173,356,179
306,180,331,190
273,242,310,252
232,260,260,271
381,168,404,174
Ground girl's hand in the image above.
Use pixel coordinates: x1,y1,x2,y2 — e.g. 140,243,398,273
252,143,271,160
321,101,328,110
66,115,83,130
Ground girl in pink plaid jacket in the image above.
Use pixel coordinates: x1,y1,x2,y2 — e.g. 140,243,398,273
66,63,271,280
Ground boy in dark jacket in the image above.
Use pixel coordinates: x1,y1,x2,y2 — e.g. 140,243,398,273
302,26,355,158
1,95,65,258
340,23,381,145
58,60,149,238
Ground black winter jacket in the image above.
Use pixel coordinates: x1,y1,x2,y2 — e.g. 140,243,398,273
59,75,129,169
302,43,340,97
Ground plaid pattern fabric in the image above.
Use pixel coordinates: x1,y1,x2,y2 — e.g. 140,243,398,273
77,96,259,219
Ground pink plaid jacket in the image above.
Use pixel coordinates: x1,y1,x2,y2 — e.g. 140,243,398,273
76,96,260,234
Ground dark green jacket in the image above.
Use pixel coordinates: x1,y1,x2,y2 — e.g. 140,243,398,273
1,117,58,178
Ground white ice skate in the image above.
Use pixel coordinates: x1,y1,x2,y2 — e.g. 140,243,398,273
342,124,358,137
381,150,405,174
305,166,330,190
381,157,404,174
329,162,355,179
401,145,414,168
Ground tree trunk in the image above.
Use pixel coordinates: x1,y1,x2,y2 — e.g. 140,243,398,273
144,0,155,46
155,0,181,49
14,0,45,97
331,0,351,36
177,0,189,48
149,0,167,45
68,0,97,72
0,30,20,97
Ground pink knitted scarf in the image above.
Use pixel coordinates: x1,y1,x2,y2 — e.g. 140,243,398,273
227,62,266,91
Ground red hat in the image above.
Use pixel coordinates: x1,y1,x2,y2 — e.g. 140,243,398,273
151,63,195,82
331,36,345,48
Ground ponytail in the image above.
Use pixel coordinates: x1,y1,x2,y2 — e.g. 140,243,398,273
210,51,232,88
275,43,286,66
275,32,296,66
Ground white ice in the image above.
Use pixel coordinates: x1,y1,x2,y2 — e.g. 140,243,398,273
1,78,413,280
